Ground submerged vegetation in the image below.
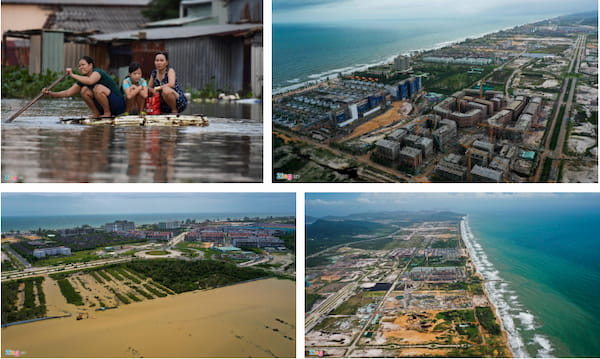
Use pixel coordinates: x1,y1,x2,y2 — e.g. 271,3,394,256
2,66,75,98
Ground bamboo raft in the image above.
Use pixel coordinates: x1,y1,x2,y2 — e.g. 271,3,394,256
60,114,209,127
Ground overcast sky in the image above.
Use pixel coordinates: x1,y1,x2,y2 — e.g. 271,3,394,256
274,0,597,23
306,193,600,218
1,193,296,216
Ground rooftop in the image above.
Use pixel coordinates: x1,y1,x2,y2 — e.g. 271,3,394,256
400,146,422,158
471,165,502,181
3,0,150,5
47,6,149,33
91,23,261,41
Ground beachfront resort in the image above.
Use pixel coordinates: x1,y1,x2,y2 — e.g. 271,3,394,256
1,217,296,357
305,212,510,357
273,13,597,183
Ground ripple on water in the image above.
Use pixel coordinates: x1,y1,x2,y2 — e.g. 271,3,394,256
1,99,263,182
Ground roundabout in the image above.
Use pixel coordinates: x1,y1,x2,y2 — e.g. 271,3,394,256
134,249,183,259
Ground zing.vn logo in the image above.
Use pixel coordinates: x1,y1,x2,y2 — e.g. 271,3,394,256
5,350,26,357
276,172,298,181
308,349,324,357
3,175,21,182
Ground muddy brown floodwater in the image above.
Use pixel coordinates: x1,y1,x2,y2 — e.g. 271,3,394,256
1,99,263,183
1,278,295,358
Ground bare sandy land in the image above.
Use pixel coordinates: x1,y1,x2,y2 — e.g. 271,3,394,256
2,278,295,358
345,101,408,141
384,311,445,344
399,348,449,356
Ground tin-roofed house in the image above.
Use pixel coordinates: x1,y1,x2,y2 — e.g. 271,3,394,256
1,0,151,71
90,0,263,96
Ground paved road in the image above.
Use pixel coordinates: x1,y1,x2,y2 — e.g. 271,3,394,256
167,231,189,248
305,223,431,355
345,224,427,355
1,256,135,282
2,243,31,269
274,128,412,182
533,34,587,182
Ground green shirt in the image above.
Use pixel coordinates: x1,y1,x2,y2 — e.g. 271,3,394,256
77,68,123,96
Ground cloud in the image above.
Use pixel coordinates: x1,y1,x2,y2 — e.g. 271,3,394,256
274,0,597,23
306,199,348,206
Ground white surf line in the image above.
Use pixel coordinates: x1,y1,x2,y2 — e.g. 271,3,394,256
461,216,556,358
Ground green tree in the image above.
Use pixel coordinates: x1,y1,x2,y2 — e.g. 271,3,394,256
142,0,181,21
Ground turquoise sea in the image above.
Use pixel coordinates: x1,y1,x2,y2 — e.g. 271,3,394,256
273,15,549,92
1,212,287,232
465,206,600,357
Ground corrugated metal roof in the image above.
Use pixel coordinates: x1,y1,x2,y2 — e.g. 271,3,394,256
181,0,211,4
145,16,214,27
4,0,150,5
47,6,149,33
91,23,261,41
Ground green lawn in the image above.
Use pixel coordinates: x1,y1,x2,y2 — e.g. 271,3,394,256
145,250,170,256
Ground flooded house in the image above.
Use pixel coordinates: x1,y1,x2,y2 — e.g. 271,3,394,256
2,0,263,96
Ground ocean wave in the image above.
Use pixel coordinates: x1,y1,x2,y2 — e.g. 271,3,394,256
307,66,357,79
461,216,556,358
286,78,301,83
532,334,554,357
274,56,394,94
518,311,536,331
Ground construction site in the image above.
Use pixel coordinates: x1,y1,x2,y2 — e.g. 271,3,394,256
274,17,597,183
305,218,510,357
362,85,547,182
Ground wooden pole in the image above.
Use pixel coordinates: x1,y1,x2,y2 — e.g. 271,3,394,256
5,72,68,123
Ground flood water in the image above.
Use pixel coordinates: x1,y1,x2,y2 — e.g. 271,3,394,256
1,278,295,358
1,99,263,182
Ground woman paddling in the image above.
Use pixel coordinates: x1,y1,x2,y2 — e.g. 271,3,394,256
43,56,125,118
148,52,187,114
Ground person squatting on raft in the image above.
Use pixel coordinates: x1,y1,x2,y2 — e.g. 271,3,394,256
43,56,125,118
148,52,187,114
122,62,148,115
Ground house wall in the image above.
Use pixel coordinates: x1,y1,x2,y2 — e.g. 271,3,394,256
228,0,262,23
250,33,262,97
41,31,64,73
1,4,52,35
166,36,244,92
64,42,89,69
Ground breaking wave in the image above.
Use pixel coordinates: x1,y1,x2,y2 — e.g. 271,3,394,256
461,216,555,358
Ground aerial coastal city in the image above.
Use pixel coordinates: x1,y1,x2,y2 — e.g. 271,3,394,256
1,193,296,358
305,211,508,357
304,193,600,358
273,13,598,182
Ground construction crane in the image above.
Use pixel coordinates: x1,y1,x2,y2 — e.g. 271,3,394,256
459,142,510,182
413,117,430,136
478,122,535,143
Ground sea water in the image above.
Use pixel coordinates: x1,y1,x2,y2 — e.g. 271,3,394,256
1,212,288,232
463,206,600,357
273,15,549,92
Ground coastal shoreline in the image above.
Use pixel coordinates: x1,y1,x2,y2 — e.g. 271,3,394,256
460,216,557,358
460,217,513,357
273,16,551,94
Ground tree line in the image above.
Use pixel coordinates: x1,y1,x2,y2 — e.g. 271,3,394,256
1,277,46,324
124,259,270,294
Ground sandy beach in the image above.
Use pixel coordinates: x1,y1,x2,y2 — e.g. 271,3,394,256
1,278,295,358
